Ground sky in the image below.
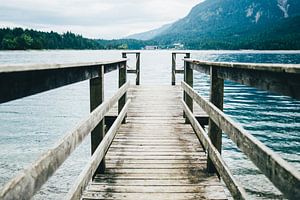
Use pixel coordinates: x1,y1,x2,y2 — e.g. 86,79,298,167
0,0,203,39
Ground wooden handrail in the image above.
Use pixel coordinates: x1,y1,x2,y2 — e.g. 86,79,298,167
182,81,300,199
0,60,127,104
172,52,190,85
123,52,140,85
0,82,130,200
184,59,300,100
181,99,247,199
66,99,131,200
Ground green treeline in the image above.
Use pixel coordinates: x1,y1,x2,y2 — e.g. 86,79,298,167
1,22,300,50
0,27,151,50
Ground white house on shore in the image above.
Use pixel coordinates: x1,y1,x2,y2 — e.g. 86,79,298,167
173,43,184,49
144,46,159,50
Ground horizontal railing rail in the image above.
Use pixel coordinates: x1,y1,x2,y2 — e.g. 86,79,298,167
184,59,300,100
181,57,300,199
0,54,133,200
0,59,127,104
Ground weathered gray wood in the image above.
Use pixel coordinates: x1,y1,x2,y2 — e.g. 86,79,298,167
182,81,300,199
182,99,247,199
185,59,300,100
171,53,190,85
82,85,227,200
184,61,193,123
175,69,184,74
123,52,140,85
127,69,136,73
118,62,127,123
90,65,105,175
172,53,176,85
66,100,131,200
0,82,130,200
0,60,127,104
207,66,224,173
136,53,140,85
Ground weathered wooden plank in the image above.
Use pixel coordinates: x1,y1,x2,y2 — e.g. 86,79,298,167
81,192,226,200
0,82,130,200
66,100,131,200
85,185,225,193
0,60,127,104
185,59,300,100
82,85,227,200
91,179,219,185
182,81,300,199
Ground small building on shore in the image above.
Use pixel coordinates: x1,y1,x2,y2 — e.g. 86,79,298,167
144,45,159,50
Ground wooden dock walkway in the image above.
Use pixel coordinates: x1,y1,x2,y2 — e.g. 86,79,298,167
0,52,299,200
82,85,227,200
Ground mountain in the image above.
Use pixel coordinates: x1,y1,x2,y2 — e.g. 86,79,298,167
126,24,172,41
129,0,300,49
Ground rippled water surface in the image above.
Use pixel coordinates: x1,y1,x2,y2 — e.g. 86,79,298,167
0,50,299,199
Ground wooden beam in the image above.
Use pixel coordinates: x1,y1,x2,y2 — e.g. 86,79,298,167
181,81,300,199
175,69,184,74
66,100,131,200
119,62,127,123
185,59,300,100
181,100,248,200
0,82,130,200
0,60,127,104
136,53,141,85
184,61,193,123
127,69,137,74
172,53,176,85
90,65,105,175
207,66,224,174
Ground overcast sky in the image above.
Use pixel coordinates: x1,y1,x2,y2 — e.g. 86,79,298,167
0,0,203,39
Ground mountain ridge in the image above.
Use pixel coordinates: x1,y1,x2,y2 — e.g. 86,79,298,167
128,0,300,49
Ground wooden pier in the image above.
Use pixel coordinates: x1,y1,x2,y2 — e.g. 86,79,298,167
81,85,226,200
0,52,299,200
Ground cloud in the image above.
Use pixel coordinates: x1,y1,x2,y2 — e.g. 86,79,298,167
0,0,203,39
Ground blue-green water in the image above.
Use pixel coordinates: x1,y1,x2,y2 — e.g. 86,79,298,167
0,50,299,199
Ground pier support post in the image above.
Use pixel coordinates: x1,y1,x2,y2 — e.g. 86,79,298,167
90,65,105,176
184,60,193,123
172,53,176,85
207,66,224,174
119,60,127,123
136,53,140,85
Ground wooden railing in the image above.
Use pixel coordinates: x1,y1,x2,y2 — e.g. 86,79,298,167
180,58,300,199
0,56,131,199
123,52,140,85
171,52,190,85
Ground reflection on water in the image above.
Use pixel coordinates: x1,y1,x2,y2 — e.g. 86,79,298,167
0,50,299,199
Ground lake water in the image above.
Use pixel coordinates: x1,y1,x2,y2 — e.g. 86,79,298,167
0,50,299,199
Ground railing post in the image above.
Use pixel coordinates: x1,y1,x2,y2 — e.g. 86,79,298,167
172,53,176,85
90,65,105,176
184,60,193,123
207,66,224,174
136,53,140,85
119,60,127,123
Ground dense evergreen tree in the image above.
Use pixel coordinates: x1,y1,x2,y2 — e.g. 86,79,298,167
0,28,151,50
